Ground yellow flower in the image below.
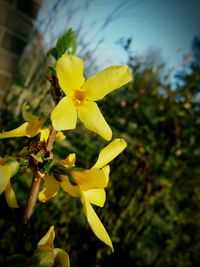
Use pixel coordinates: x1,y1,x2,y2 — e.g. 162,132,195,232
0,103,65,142
0,158,19,208
38,138,127,250
33,225,70,267
51,55,132,140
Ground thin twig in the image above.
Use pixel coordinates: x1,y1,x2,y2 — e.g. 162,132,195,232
16,126,57,252
46,127,58,152
15,171,45,252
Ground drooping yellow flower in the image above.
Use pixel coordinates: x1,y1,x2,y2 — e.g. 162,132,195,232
0,158,19,208
51,55,132,140
38,138,127,250
0,103,65,142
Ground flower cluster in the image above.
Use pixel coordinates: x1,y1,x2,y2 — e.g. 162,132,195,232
0,53,132,252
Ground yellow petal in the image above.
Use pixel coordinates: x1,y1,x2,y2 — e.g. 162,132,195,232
61,153,76,168
37,225,55,247
72,168,107,191
53,248,70,267
0,165,12,194
102,165,110,185
6,160,19,177
40,128,50,142
84,189,106,207
56,54,85,95
0,120,41,139
60,176,80,197
93,138,127,169
78,101,112,140
0,122,29,139
26,119,43,137
5,181,19,208
22,103,38,122
81,192,113,251
51,96,77,131
82,65,132,101
38,175,60,203
55,131,66,141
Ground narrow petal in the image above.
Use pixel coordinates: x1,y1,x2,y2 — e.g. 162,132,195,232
51,96,77,131
37,226,55,247
55,131,66,141
53,248,70,267
0,122,29,139
60,176,80,197
38,175,60,203
93,138,127,169
40,128,50,142
81,192,113,251
102,165,110,185
5,181,19,208
0,165,12,194
61,153,76,168
72,168,107,191
22,103,38,122
82,65,132,101
7,160,19,177
84,189,106,207
78,101,112,140
56,54,85,95
26,119,43,137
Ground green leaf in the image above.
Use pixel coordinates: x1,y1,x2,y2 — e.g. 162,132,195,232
67,32,77,55
46,28,77,60
47,47,58,60
56,28,76,58
19,158,29,167
42,161,54,174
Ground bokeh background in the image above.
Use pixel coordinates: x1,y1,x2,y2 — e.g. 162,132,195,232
0,0,200,266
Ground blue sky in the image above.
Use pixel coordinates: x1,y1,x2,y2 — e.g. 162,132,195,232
37,0,200,73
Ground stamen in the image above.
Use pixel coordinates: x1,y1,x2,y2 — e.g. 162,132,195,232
73,90,85,106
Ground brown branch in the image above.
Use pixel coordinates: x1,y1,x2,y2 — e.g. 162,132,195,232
15,71,60,253
46,127,57,153
16,127,57,253
15,171,45,252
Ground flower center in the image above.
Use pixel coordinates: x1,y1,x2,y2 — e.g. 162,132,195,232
73,90,85,106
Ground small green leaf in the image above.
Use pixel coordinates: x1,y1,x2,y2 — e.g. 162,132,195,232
56,28,77,58
46,28,77,60
42,161,54,174
19,158,29,167
47,47,58,60
66,31,77,55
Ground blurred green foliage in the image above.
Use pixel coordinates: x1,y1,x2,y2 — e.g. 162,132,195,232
0,36,200,267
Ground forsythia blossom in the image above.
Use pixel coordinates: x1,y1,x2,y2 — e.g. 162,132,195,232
51,54,132,140
38,138,127,250
0,158,19,208
0,103,64,141
33,226,70,267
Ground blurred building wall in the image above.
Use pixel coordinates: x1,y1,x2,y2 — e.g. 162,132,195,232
0,0,41,104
